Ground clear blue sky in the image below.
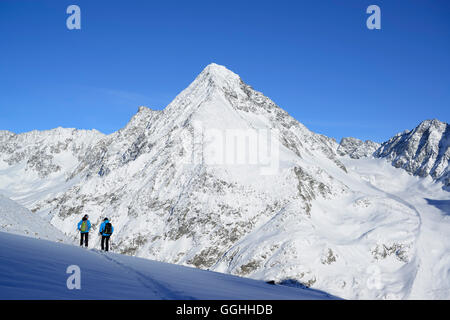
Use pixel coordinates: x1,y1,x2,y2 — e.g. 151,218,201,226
1,0,449,143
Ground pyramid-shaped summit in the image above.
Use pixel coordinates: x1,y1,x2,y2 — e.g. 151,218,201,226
201,62,240,78
163,62,246,116
148,62,343,171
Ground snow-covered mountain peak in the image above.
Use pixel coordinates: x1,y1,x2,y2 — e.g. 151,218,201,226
199,63,241,85
0,130,15,143
337,137,380,159
163,63,243,116
185,62,241,93
417,118,447,131
125,105,161,127
137,105,151,113
375,118,449,185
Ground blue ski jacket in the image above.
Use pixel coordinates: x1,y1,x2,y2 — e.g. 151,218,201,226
77,219,91,233
99,220,114,236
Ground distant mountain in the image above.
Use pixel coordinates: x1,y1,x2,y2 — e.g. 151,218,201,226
337,137,380,159
0,63,449,299
0,128,103,179
0,128,104,207
374,119,449,186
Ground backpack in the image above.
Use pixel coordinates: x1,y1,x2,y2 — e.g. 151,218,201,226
104,222,112,235
80,220,88,232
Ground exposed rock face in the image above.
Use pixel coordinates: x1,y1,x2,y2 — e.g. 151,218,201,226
0,128,104,178
337,137,380,159
374,119,449,186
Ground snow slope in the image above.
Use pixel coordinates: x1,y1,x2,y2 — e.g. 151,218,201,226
338,157,450,299
212,155,450,299
0,194,71,243
0,231,336,300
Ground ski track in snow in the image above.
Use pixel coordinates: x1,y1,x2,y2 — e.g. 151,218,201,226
94,250,195,300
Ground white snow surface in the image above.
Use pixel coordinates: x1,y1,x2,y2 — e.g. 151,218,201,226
0,63,449,300
0,194,71,244
0,231,336,300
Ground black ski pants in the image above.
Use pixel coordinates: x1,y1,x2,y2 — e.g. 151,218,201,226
101,235,111,251
80,232,89,247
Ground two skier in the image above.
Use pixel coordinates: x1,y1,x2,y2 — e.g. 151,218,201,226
77,216,114,251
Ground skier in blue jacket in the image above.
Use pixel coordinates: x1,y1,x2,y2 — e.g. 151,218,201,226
77,214,91,247
99,218,114,251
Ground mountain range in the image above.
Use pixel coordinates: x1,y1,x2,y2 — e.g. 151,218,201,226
0,63,449,299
